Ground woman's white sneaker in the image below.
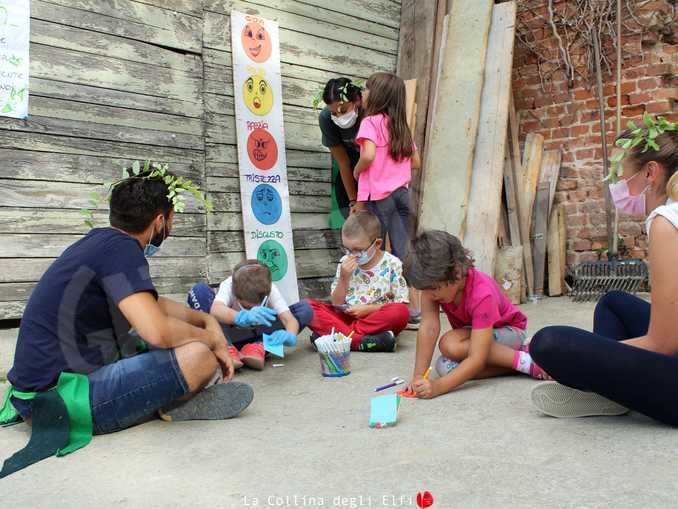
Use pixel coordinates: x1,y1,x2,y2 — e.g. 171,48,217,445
531,381,629,418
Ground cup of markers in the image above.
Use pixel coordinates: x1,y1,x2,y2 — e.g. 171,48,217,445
316,331,352,377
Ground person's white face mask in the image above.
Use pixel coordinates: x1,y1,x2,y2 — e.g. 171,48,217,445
331,108,358,129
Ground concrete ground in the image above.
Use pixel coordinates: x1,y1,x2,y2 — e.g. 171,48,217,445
2,297,676,508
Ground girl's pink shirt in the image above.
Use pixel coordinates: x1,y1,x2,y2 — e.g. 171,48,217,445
355,113,414,201
439,268,528,331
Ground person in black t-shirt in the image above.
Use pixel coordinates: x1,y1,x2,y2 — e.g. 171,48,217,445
318,77,364,228
7,169,253,433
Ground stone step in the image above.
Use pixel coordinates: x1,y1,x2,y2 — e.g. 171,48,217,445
0,327,18,381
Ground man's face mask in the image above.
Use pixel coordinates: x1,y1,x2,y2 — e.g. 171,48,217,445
144,216,168,258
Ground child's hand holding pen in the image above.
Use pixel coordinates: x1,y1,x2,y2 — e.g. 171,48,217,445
409,367,436,399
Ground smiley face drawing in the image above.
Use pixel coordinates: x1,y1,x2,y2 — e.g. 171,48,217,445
257,240,287,282
243,73,273,116
247,128,278,170
251,184,282,225
241,21,272,63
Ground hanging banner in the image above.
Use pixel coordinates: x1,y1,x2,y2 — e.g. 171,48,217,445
231,10,299,303
0,0,29,119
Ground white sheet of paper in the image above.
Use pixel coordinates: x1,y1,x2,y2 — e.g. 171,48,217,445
0,0,30,119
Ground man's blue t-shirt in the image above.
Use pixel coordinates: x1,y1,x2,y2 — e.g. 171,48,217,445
8,228,157,397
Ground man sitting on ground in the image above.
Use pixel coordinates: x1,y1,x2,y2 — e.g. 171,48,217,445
4,166,252,441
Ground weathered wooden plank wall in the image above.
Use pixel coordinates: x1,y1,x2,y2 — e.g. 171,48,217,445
0,0,400,319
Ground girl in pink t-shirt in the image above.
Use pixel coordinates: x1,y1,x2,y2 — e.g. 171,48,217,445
402,230,549,399
353,72,421,262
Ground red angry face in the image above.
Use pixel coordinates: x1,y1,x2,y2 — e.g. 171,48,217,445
247,128,278,170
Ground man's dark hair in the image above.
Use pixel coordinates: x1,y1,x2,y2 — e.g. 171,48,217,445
232,259,272,306
403,230,475,290
109,172,173,233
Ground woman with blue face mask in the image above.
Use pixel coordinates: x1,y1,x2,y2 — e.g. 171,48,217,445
318,78,364,228
527,124,678,425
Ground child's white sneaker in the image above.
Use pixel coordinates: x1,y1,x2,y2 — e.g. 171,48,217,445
435,355,459,377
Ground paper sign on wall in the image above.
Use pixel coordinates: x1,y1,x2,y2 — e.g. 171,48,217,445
230,10,299,303
0,0,29,119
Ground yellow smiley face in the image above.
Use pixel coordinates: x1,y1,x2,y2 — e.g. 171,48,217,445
242,75,273,116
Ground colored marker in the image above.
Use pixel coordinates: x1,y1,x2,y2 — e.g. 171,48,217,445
422,367,432,380
375,377,405,392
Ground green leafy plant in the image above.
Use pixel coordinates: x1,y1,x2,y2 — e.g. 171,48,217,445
80,160,213,228
311,79,365,110
607,113,677,182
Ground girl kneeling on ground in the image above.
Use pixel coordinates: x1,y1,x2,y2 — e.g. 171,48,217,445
403,230,548,399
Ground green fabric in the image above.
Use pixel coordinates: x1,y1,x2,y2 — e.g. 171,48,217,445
136,338,150,354
0,372,92,456
0,391,70,478
329,158,346,230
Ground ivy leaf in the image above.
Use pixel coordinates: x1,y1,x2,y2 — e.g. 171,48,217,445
627,120,638,131
643,112,654,128
610,151,625,162
143,160,150,173
648,138,660,151
132,160,140,174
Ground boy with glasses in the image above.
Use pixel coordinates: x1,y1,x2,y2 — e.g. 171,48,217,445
308,211,409,352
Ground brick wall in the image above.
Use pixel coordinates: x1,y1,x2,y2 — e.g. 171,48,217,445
512,0,677,267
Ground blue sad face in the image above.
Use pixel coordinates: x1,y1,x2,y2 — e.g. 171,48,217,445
251,184,282,225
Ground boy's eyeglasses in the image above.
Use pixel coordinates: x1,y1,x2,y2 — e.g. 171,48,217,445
340,239,376,257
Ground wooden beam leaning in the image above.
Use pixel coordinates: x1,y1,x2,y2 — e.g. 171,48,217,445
503,142,522,247
417,8,448,234
532,181,551,296
507,95,535,299
522,133,545,237
404,78,417,139
464,1,517,275
418,0,493,237
398,0,439,233
547,203,567,296
538,149,562,216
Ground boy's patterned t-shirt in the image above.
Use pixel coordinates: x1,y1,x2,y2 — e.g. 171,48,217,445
331,251,409,306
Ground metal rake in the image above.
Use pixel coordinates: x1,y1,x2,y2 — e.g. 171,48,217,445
569,258,649,302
